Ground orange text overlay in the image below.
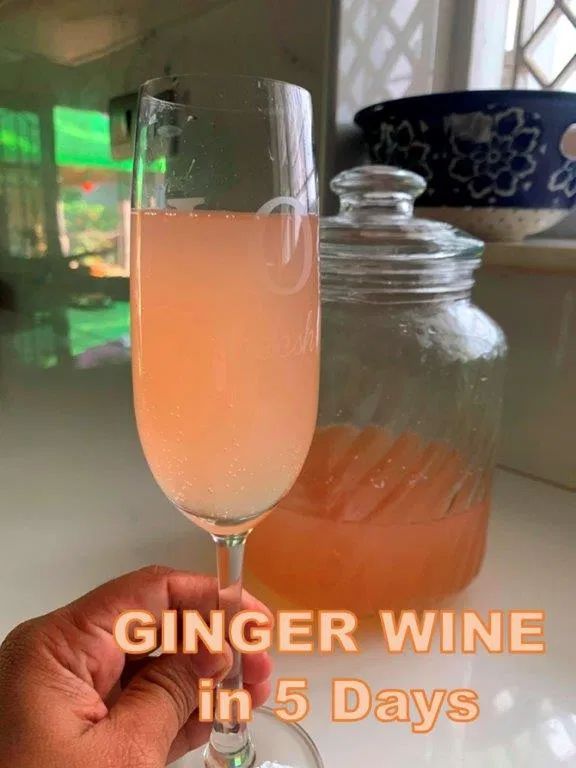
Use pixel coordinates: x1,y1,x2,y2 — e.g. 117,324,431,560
112,609,544,729
194,677,479,732
113,609,546,655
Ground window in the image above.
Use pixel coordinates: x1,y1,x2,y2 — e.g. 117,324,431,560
504,0,576,89
54,106,131,277
0,108,45,259
0,105,131,369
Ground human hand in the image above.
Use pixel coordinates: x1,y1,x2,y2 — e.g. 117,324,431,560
0,566,272,767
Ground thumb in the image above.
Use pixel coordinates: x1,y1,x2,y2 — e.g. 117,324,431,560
104,650,230,764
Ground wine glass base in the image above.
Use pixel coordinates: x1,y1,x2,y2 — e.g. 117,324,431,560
179,707,323,768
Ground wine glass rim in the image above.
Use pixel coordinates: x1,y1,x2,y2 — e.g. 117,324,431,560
140,72,311,103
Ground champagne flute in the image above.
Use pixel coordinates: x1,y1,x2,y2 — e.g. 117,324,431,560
130,75,322,768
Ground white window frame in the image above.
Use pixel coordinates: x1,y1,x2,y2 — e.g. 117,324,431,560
444,0,576,90
442,0,509,90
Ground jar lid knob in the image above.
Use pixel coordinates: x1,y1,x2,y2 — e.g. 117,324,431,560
330,165,427,201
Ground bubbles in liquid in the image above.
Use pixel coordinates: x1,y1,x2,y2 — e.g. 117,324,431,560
133,209,318,520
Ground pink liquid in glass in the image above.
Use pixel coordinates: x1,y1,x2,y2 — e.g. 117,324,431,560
131,209,319,533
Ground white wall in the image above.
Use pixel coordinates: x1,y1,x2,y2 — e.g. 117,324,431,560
475,265,576,489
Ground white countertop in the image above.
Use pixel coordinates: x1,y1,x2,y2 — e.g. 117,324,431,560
275,468,576,768
0,368,575,767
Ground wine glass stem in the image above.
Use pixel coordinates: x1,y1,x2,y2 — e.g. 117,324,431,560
205,532,255,768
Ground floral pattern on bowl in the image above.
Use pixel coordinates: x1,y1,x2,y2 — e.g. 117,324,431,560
355,91,576,219
549,160,576,198
446,108,540,200
376,120,434,182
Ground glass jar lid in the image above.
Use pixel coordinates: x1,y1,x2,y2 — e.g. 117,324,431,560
321,165,483,261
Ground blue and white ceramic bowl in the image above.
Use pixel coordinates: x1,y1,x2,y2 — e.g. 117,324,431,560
355,90,576,241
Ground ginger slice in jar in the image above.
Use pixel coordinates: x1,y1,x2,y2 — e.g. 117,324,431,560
291,423,359,515
370,439,448,525
336,430,424,522
325,425,393,513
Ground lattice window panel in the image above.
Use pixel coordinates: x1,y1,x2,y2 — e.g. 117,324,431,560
512,0,576,88
336,0,439,124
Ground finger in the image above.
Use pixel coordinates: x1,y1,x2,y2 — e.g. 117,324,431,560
167,679,273,763
249,679,272,709
63,565,271,631
52,566,269,699
120,648,272,692
101,649,229,764
109,645,235,708
112,647,272,754
0,618,109,741
51,566,217,701
242,652,273,686
168,719,212,763
120,644,237,687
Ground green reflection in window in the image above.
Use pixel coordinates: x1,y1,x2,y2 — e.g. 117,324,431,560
53,106,165,173
68,300,130,358
54,106,132,172
0,108,41,164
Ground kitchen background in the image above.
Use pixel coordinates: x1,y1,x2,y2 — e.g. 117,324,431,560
0,0,574,616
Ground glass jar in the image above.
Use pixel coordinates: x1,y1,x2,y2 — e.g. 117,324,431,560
246,166,507,616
